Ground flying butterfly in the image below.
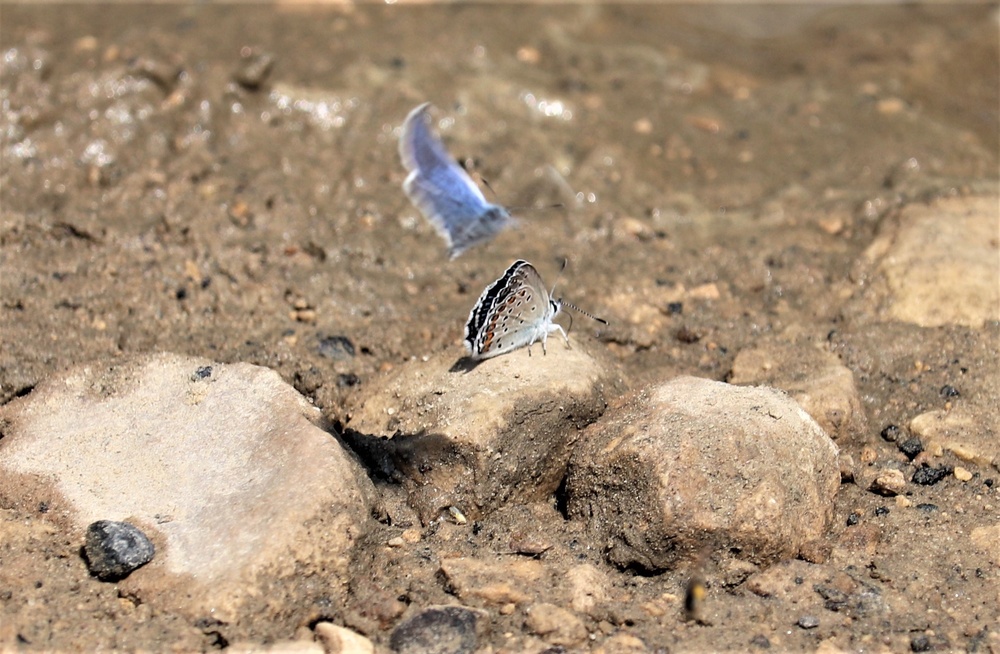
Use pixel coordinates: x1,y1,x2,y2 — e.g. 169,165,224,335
399,102,515,259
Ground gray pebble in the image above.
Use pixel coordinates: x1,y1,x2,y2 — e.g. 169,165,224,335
797,615,820,629
84,520,155,581
389,605,479,654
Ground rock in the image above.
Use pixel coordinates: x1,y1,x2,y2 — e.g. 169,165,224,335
345,343,617,522
729,339,867,441
566,377,839,570
439,557,546,607
797,615,820,629
524,603,588,647
911,465,950,486
565,564,610,616
388,605,486,654
909,400,999,469
862,194,1000,328
970,524,1000,567
868,468,907,496
953,466,973,482
83,520,155,581
0,354,376,639
227,642,324,654
313,622,375,654
592,633,649,653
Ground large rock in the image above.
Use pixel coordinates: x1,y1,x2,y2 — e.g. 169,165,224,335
345,340,617,522
0,354,376,637
566,376,839,571
729,339,868,441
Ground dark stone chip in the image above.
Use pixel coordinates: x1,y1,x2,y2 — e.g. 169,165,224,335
389,605,479,654
939,385,960,398
675,326,701,343
750,634,771,649
912,465,950,486
318,335,356,360
194,365,213,380
916,503,939,513
797,615,820,629
846,512,860,526
83,520,155,581
666,301,683,315
898,437,923,461
880,424,902,442
874,506,890,517
910,635,932,652
337,373,361,388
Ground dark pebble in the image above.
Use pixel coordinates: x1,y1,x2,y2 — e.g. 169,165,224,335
675,326,701,343
985,478,995,488
193,365,213,380
874,506,890,517
666,301,683,315
880,424,902,442
83,520,155,581
389,605,479,654
318,335,356,360
939,385,960,398
912,465,950,486
846,512,860,526
337,373,361,388
910,635,931,652
898,438,923,461
749,634,771,649
916,503,939,513
796,615,820,629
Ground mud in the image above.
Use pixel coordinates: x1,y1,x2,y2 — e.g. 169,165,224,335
1,4,998,652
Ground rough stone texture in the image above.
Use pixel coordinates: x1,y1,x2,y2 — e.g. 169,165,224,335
863,194,1000,328
388,605,487,654
524,603,588,647
0,353,376,634
909,403,999,471
83,520,155,581
345,342,618,522
566,376,840,571
313,622,375,654
729,339,868,441
439,557,547,607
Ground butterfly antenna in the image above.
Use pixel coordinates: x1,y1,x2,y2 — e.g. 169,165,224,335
561,299,609,326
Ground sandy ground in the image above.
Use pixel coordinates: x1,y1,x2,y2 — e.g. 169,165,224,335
1,4,998,652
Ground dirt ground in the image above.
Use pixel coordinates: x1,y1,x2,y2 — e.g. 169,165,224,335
1,4,998,652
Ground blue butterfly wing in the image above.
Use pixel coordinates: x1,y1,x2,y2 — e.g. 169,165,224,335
399,103,513,258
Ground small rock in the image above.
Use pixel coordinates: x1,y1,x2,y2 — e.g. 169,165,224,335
317,335,356,360
567,377,840,570
84,520,155,581
880,424,902,442
797,615,820,629
439,557,545,606
898,438,924,461
389,605,484,654
566,564,609,616
910,634,931,652
912,465,950,486
869,468,906,496
524,603,587,647
749,634,771,649
953,466,973,482
313,622,374,654
387,537,404,548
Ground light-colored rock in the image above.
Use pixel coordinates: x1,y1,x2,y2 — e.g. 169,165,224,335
566,376,840,570
439,556,546,606
592,633,649,653
868,468,907,496
0,354,376,636
729,340,867,441
863,194,1000,328
313,622,375,654
909,400,999,470
227,642,324,654
565,564,610,616
524,603,588,647
345,343,617,521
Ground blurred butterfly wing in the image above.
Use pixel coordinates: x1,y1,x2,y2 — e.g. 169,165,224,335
399,103,513,258
465,261,552,359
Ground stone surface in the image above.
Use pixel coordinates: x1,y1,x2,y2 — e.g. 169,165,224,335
524,603,588,647
345,343,618,522
566,376,840,570
0,353,376,634
313,622,375,654
565,564,610,616
439,556,547,607
908,386,999,470
388,605,486,654
863,194,1000,328
729,339,868,441
83,520,155,581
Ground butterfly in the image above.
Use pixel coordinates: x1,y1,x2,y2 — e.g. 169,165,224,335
464,260,606,360
399,102,515,259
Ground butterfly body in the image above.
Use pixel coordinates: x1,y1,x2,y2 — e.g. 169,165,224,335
465,260,569,360
399,103,515,259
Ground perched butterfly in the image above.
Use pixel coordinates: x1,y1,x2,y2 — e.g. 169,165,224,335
399,102,515,259
464,260,606,361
